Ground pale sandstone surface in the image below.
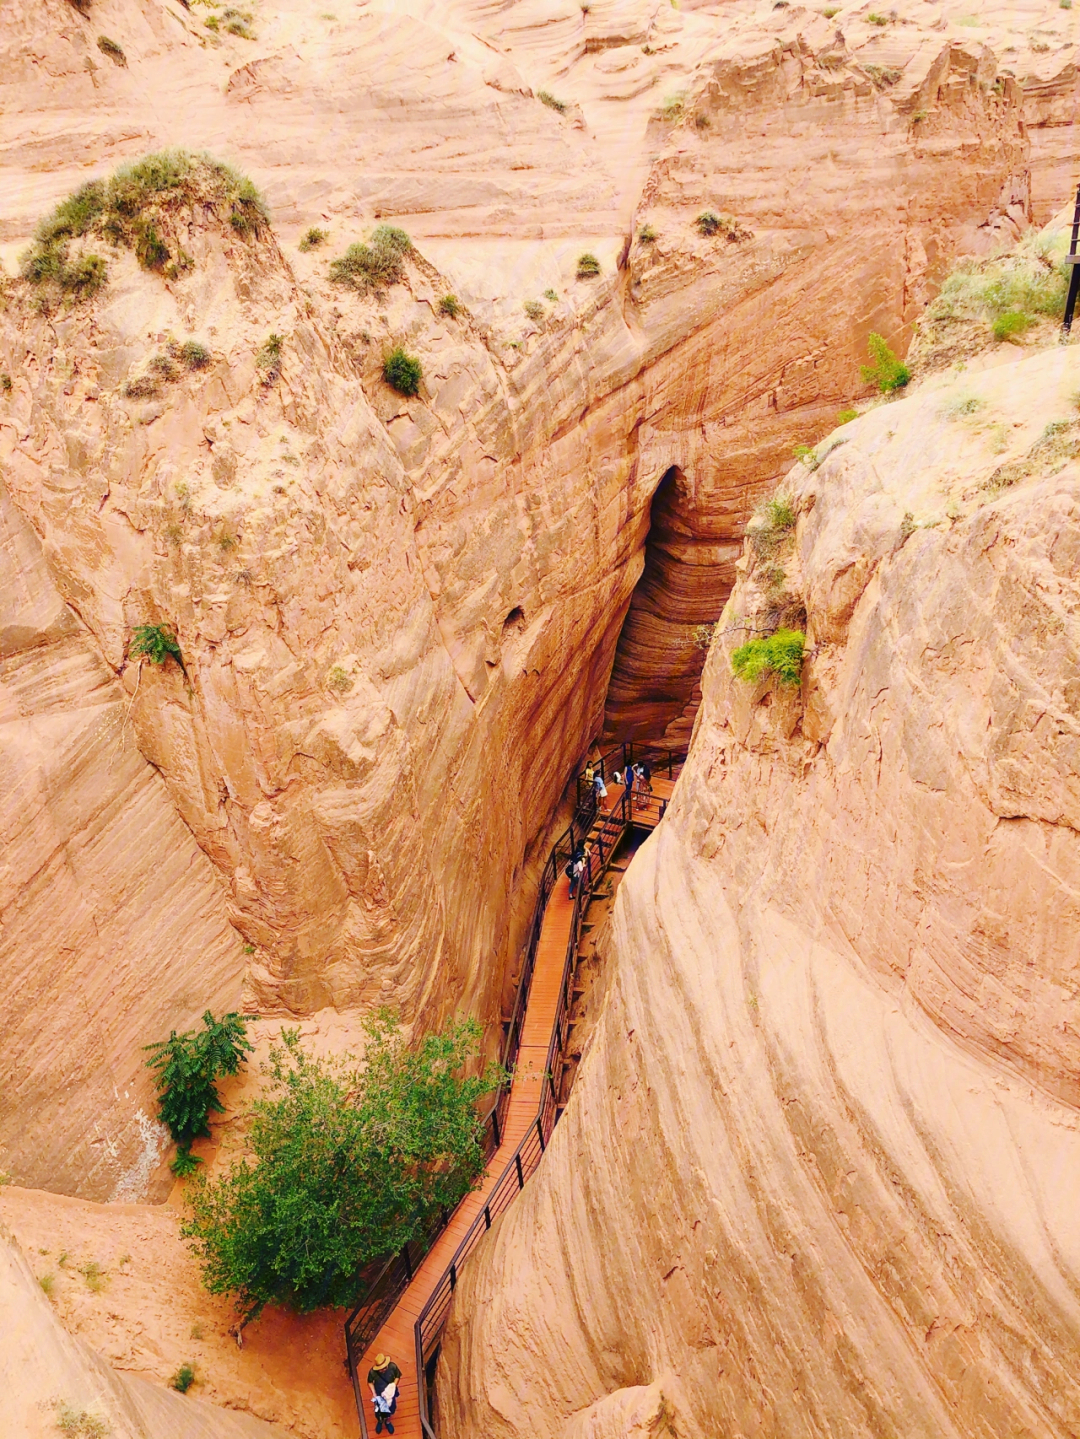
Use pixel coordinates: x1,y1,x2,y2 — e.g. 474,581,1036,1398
0,1216,293,1439
437,343,1080,1439
0,1184,356,1439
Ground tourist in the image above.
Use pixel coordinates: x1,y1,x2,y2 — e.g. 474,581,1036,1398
593,769,608,808
368,1353,401,1436
568,844,586,897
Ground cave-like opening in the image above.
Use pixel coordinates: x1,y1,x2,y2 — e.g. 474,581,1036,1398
602,464,740,745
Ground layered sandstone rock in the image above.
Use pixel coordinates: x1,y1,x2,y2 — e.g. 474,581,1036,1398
437,343,1080,1439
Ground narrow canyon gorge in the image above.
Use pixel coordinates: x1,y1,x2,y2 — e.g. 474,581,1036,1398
1,0,1078,1435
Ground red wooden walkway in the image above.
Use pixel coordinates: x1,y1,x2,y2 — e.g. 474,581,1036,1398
356,777,674,1437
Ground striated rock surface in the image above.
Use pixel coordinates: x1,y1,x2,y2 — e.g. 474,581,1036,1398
438,343,1080,1439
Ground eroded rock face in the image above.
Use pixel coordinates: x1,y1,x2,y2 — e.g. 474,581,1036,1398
437,345,1080,1439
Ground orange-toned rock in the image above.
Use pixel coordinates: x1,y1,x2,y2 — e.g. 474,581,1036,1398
437,343,1080,1438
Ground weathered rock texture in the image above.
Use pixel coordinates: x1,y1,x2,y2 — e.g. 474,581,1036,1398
3,0,1063,1203
438,343,1080,1439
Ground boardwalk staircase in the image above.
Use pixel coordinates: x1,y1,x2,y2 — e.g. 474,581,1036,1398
342,741,685,1439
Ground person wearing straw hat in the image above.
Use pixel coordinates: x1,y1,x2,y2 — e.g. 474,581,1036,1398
367,1353,402,1435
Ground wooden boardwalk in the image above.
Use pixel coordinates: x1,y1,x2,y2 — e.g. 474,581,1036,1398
356,776,674,1438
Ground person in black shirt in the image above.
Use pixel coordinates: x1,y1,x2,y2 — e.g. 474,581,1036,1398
367,1353,402,1435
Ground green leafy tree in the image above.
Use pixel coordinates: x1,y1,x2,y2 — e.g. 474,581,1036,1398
860,332,910,392
145,1011,253,1148
181,1013,502,1319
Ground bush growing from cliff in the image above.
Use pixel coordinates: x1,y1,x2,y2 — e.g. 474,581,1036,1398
96,35,126,65
145,1011,253,1156
329,225,411,295
860,332,910,392
992,310,1032,341
576,252,601,278
749,492,797,555
129,623,184,668
383,346,422,396
180,1014,502,1319
731,629,806,686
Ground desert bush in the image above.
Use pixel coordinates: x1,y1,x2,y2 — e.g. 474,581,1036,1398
691,622,717,651
181,1014,503,1318
40,1273,56,1297
749,492,797,556
438,293,461,317
992,310,1032,341
179,339,210,369
53,1403,111,1439
129,623,183,667
864,63,901,86
96,35,126,65
659,94,684,120
144,1011,253,1148
538,90,567,113
80,1261,108,1294
696,211,750,241
326,664,353,693
329,226,411,294
255,333,283,384
171,1364,196,1393
383,347,422,396
867,11,889,22
221,8,254,37
836,407,858,424
524,299,545,321
860,331,910,392
298,226,327,251
696,211,722,236
1,374,11,392
576,252,600,278
638,223,657,243
134,220,168,270
731,628,806,686
543,288,559,301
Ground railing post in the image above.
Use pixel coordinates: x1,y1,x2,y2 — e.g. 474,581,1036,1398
491,1105,500,1148
404,1245,413,1281
515,1153,525,1188
536,1115,546,1151
484,1205,491,1230
449,1262,457,1291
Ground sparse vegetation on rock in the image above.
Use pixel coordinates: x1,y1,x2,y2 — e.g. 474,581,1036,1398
538,90,568,113
129,623,184,668
53,1402,111,1438
576,252,601,278
298,226,327,251
731,628,806,686
171,1363,196,1393
255,332,284,385
181,1015,503,1318
96,36,126,65
439,293,461,317
19,150,267,307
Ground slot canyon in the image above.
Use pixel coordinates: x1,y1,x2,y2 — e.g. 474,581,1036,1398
1,0,1079,1436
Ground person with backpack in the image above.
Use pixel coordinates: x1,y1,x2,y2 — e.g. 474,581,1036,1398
567,843,586,897
367,1354,401,1435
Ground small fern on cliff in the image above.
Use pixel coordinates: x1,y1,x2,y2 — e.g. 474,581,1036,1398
731,629,805,686
129,623,184,668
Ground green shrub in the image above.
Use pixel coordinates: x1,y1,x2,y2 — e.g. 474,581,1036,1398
40,1273,56,1297
538,90,567,113
144,1011,253,1148
659,94,684,120
80,1261,108,1293
171,1146,204,1178
96,35,126,65
749,492,797,555
329,225,411,294
1,374,11,393
836,407,858,424
438,293,461,317
638,223,657,243
134,220,168,270
181,1015,503,1319
298,226,327,251
731,629,806,686
992,309,1032,341
860,331,910,392
576,252,600,278
171,1364,196,1393
383,347,422,396
543,288,559,302
222,9,254,37
524,299,545,321
255,333,283,384
792,443,818,468
867,11,889,22
696,211,722,236
129,623,183,667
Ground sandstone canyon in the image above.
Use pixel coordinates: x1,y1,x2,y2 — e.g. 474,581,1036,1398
1,0,1078,1434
